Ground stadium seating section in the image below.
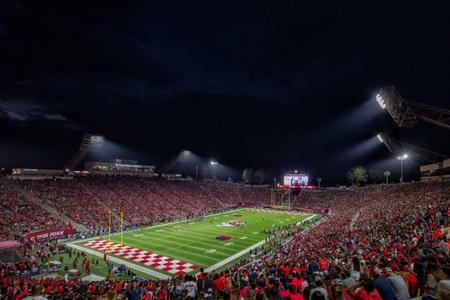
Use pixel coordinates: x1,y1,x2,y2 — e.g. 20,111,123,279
0,178,448,300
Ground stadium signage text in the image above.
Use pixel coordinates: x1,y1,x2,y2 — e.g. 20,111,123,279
23,228,77,242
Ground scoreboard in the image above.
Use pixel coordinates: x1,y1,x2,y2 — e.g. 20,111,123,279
283,172,309,187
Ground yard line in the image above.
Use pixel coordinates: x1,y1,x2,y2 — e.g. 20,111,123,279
117,235,230,266
69,210,316,276
139,227,264,251
205,214,317,273
136,229,261,249
204,239,267,273
73,208,246,243
121,235,233,257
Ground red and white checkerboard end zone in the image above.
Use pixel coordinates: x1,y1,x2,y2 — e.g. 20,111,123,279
82,240,199,276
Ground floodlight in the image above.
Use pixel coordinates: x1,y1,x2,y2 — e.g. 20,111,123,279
376,94,386,109
65,133,105,170
210,161,218,165
90,135,104,144
376,134,383,143
397,154,408,160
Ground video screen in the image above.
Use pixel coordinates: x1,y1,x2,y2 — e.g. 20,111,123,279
283,174,309,186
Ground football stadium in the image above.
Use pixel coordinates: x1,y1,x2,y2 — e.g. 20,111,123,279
76,209,316,278
1,2,450,300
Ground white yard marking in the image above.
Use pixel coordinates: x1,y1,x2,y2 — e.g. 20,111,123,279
239,236,248,240
205,249,217,254
204,213,319,273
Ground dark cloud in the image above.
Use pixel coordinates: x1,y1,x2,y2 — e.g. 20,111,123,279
0,98,67,122
0,0,449,183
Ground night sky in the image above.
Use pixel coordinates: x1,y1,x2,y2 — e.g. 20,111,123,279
1,0,450,184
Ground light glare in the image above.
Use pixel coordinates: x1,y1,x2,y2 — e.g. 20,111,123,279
376,94,387,109
376,134,383,143
397,154,408,160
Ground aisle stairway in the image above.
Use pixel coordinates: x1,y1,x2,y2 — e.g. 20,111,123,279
78,181,121,223
194,181,226,206
11,183,88,232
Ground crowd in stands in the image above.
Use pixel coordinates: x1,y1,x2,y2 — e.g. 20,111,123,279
0,179,449,300
20,180,111,230
0,179,68,241
198,181,272,207
3,177,271,231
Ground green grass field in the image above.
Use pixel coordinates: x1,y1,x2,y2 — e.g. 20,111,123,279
75,209,314,276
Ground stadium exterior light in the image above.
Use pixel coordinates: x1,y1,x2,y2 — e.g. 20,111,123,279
376,134,384,143
376,94,387,109
384,170,391,184
396,153,408,182
397,154,408,160
90,135,104,145
65,133,105,170
210,160,218,179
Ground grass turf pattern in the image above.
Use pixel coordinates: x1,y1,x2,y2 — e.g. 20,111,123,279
77,209,311,274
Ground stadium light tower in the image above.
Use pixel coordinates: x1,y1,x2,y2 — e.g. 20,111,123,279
383,170,391,184
397,154,408,182
376,134,384,143
376,86,450,130
210,160,218,179
376,132,446,163
159,149,191,175
64,133,105,170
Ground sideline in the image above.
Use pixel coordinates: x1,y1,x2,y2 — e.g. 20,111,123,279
220,213,323,272
204,239,266,273
296,213,318,226
68,209,318,276
204,213,318,273
66,242,170,280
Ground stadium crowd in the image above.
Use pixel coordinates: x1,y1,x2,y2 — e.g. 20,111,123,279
7,178,271,232
0,179,69,240
0,179,449,300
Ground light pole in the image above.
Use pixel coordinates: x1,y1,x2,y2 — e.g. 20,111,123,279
396,154,408,182
271,178,276,207
384,171,391,184
195,165,199,180
210,161,218,179
288,187,291,209
317,178,322,189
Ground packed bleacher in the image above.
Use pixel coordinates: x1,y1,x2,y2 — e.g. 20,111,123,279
9,178,271,230
0,178,68,241
198,180,272,206
0,180,448,299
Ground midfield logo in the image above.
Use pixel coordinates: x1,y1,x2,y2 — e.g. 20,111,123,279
216,220,245,227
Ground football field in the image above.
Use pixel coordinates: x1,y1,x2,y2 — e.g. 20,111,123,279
74,208,315,278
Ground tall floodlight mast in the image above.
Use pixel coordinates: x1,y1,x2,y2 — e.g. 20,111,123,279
159,150,191,175
376,133,447,163
376,86,450,130
64,134,105,170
